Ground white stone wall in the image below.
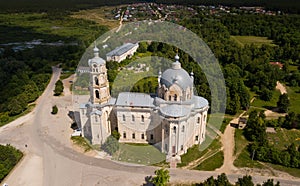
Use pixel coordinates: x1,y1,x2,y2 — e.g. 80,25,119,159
90,106,113,144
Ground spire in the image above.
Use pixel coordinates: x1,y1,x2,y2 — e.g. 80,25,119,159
93,41,99,58
158,69,162,86
190,71,194,82
172,53,181,69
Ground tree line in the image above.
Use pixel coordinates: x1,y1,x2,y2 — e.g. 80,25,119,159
244,110,300,169
0,144,23,182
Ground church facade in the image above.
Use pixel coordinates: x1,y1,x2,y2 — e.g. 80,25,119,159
79,45,209,160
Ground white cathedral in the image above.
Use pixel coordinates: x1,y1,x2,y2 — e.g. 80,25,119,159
79,45,209,160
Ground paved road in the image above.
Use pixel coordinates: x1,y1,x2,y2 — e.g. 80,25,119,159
1,68,300,185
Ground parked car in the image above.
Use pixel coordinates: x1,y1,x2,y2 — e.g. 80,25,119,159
71,129,82,137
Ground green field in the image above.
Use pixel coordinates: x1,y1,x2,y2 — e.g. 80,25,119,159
251,90,281,110
287,86,300,114
178,137,222,168
231,36,276,47
194,151,224,171
267,128,300,150
0,13,107,44
112,143,165,165
234,129,248,156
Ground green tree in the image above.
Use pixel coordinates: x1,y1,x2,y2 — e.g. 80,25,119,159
260,88,273,101
111,130,120,140
236,175,254,186
277,93,289,113
54,79,64,96
51,105,58,115
261,179,280,186
101,135,119,155
150,168,170,186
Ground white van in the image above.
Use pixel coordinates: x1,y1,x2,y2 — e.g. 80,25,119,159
71,129,82,137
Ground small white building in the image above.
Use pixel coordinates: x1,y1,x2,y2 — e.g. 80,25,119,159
79,46,209,161
106,43,139,62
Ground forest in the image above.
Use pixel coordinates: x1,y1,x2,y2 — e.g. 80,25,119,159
0,144,23,182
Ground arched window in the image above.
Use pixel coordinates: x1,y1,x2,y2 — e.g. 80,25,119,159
132,133,135,139
141,115,144,122
123,132,126,139
204,115,206,121
174,94,177,101
95,115,98,122
95,90,100,99
169,95,171,101
181,125,185,132
132,115,135,122
141,133,145,139
150,134,154,140
197,117,200,124
173,126,176,134
122,114,126,121
94,77,99,85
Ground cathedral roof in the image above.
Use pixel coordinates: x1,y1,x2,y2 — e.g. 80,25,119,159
192,96,209,109
160,104,191,117
116,92,154,107
160,54,193,90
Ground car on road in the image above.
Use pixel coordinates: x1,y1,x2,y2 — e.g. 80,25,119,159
71,129,82,137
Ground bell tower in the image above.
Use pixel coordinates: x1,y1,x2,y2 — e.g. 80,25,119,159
88,44,110,104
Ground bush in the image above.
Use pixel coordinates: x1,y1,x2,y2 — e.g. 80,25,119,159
112,130,121,140
101,135,119,155
51,105,58,114
54,79,64,96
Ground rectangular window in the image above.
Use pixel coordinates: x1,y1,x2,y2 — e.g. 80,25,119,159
141,134,145,139
132,133,135,139
195,135,199,141
181,145,183,151
123,132,126,139
150,134,154,140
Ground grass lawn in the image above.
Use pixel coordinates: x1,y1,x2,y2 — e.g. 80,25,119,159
112,143,165,165
267,128,300,150
266,163,300,178
178,137,222,167
286,86,300,114
230,36,276,47
234,129,264,168
71,136,92,152
193,151,224,171
234,129,248,156
234,147,265,169
251,90,281,110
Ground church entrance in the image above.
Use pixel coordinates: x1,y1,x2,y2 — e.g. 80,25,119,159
172,146,176,156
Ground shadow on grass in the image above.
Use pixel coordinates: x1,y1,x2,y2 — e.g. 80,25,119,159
263,106,277,110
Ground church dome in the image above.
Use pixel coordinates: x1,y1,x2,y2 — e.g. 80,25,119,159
88,45,106,66
160,54,193,90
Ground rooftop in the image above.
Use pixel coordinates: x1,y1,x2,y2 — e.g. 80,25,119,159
106,43,138,57
116,92,154,107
